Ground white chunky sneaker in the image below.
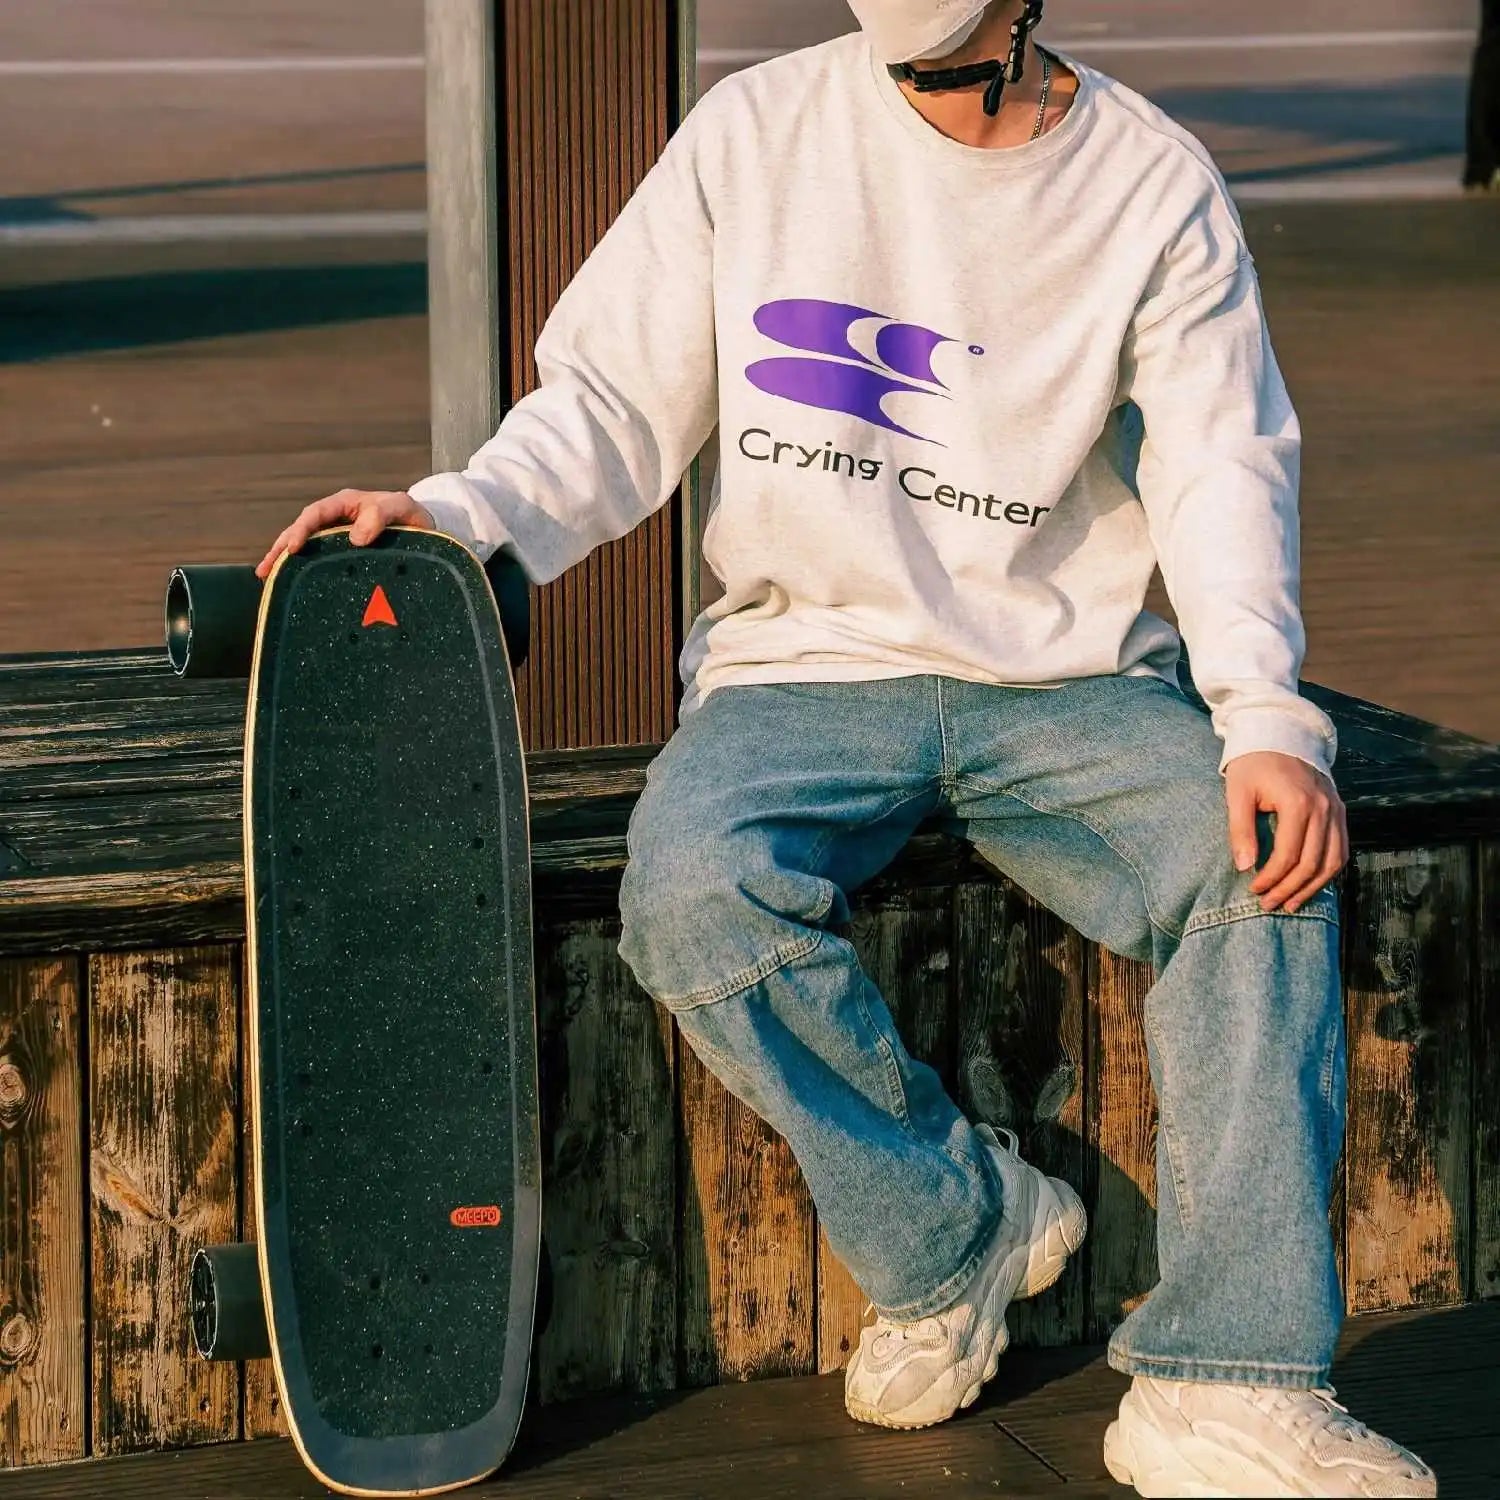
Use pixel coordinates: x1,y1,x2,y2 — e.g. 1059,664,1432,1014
844,1124,1087,1429
1102,1375,1438,1497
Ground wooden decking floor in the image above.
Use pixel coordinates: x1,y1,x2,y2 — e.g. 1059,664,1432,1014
13,1303,1498,1499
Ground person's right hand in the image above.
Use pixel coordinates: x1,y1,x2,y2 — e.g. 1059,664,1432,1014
256,489,436,578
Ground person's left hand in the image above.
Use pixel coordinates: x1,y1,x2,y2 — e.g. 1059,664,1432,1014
1224,751,1348,913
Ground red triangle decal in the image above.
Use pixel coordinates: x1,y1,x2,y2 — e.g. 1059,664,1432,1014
362,585,398,628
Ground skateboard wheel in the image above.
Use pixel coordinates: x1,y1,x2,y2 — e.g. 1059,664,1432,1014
484,554,530,671
166,565,263,678
191,1244,271,1361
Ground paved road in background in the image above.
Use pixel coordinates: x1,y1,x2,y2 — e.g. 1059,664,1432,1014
1,4,1496,746
701,0,1476,197
0,0,1477,231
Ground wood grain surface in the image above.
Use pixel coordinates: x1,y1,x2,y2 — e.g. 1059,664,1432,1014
678,1033,816,1385
535,917,677,1402
0,956,83,1466
88,948,239,1454
4,1303,1496,1498
1343,847,1474,1313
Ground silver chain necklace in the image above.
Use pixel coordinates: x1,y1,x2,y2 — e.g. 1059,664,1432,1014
1030,50,1053,142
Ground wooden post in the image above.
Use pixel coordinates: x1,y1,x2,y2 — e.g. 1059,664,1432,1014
425,0,504,479
425,0,695,750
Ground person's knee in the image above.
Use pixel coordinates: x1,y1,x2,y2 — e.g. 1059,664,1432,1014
1144,777,1251,932
1163,779,1338,933
618,813,841,1008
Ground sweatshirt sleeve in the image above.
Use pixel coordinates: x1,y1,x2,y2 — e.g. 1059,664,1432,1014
1118,252,1338,781
408,98,719,585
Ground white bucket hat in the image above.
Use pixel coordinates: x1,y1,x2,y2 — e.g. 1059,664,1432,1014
846,0,993,65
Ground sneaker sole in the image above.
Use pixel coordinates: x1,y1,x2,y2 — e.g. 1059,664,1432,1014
845,1325,1010,1431
1018,1176,1088,1300
846,1173,1088,1430
1103,1415,1235,1498
1104,1406,1313,1499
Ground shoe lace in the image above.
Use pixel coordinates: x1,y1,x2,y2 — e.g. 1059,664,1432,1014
1257,1386,1424,1473
976,1123,1021,1157
1270,1386,1366,1441
862,1302,945,1346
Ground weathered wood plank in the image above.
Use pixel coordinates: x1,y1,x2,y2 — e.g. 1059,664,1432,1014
0,868,244,959
1086,949,1158,1343
1332,766,1500,851
3,819,239,881
1178,652,1497,770
0,957,84,1466
89,948,239,1454
8,782,1500,959
0,789,237,848
6,643,1500,956
678,1027,816,1385
1,712,243,771
535,919,677,1402
0,648,169,680
0,689,242,735
1477,841,1500,1302
1330,877,1355,1304
954,880,1089,1350
1297,680,1498,768
0,654,233,717
1,756,241,804
236,947,283,1441
1344,847,1473,1313
9,647,1491,774
816,892,955,1374
0,742,650,811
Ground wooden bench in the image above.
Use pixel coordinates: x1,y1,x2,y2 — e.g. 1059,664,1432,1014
2,645,1499,1471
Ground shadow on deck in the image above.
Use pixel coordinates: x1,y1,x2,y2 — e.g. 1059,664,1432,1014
11,1303,1497,1499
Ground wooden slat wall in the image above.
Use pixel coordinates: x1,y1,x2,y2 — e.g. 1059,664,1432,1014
3,851,1496,1465
953,882,1091,1350
535,918,677,1402
1478,842,1500,1301
1343,849,1473,1312
0,957,83,1466
678,1038,817,1385
88,949,238,1455
1086,949,1159,1343
237,948,284,1441
502,0,682,750
816,890,957,1371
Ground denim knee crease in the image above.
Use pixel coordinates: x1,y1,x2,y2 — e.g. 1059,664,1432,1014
1182,887,1341,938
954,774,1181,946
641,924,828,1013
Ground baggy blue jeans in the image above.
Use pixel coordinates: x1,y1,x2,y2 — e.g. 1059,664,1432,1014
616,674,1347,1387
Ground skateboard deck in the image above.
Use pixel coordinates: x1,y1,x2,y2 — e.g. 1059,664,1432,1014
244,527,538,1496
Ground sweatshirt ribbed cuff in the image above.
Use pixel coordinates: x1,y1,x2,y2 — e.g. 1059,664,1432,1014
406,475,507,563
1218,706,1338,782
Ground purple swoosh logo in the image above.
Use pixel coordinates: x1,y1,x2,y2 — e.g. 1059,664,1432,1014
746,298,973,445
744,358,941,443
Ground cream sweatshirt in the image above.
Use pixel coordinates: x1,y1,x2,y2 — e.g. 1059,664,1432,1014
410,35,1338,776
